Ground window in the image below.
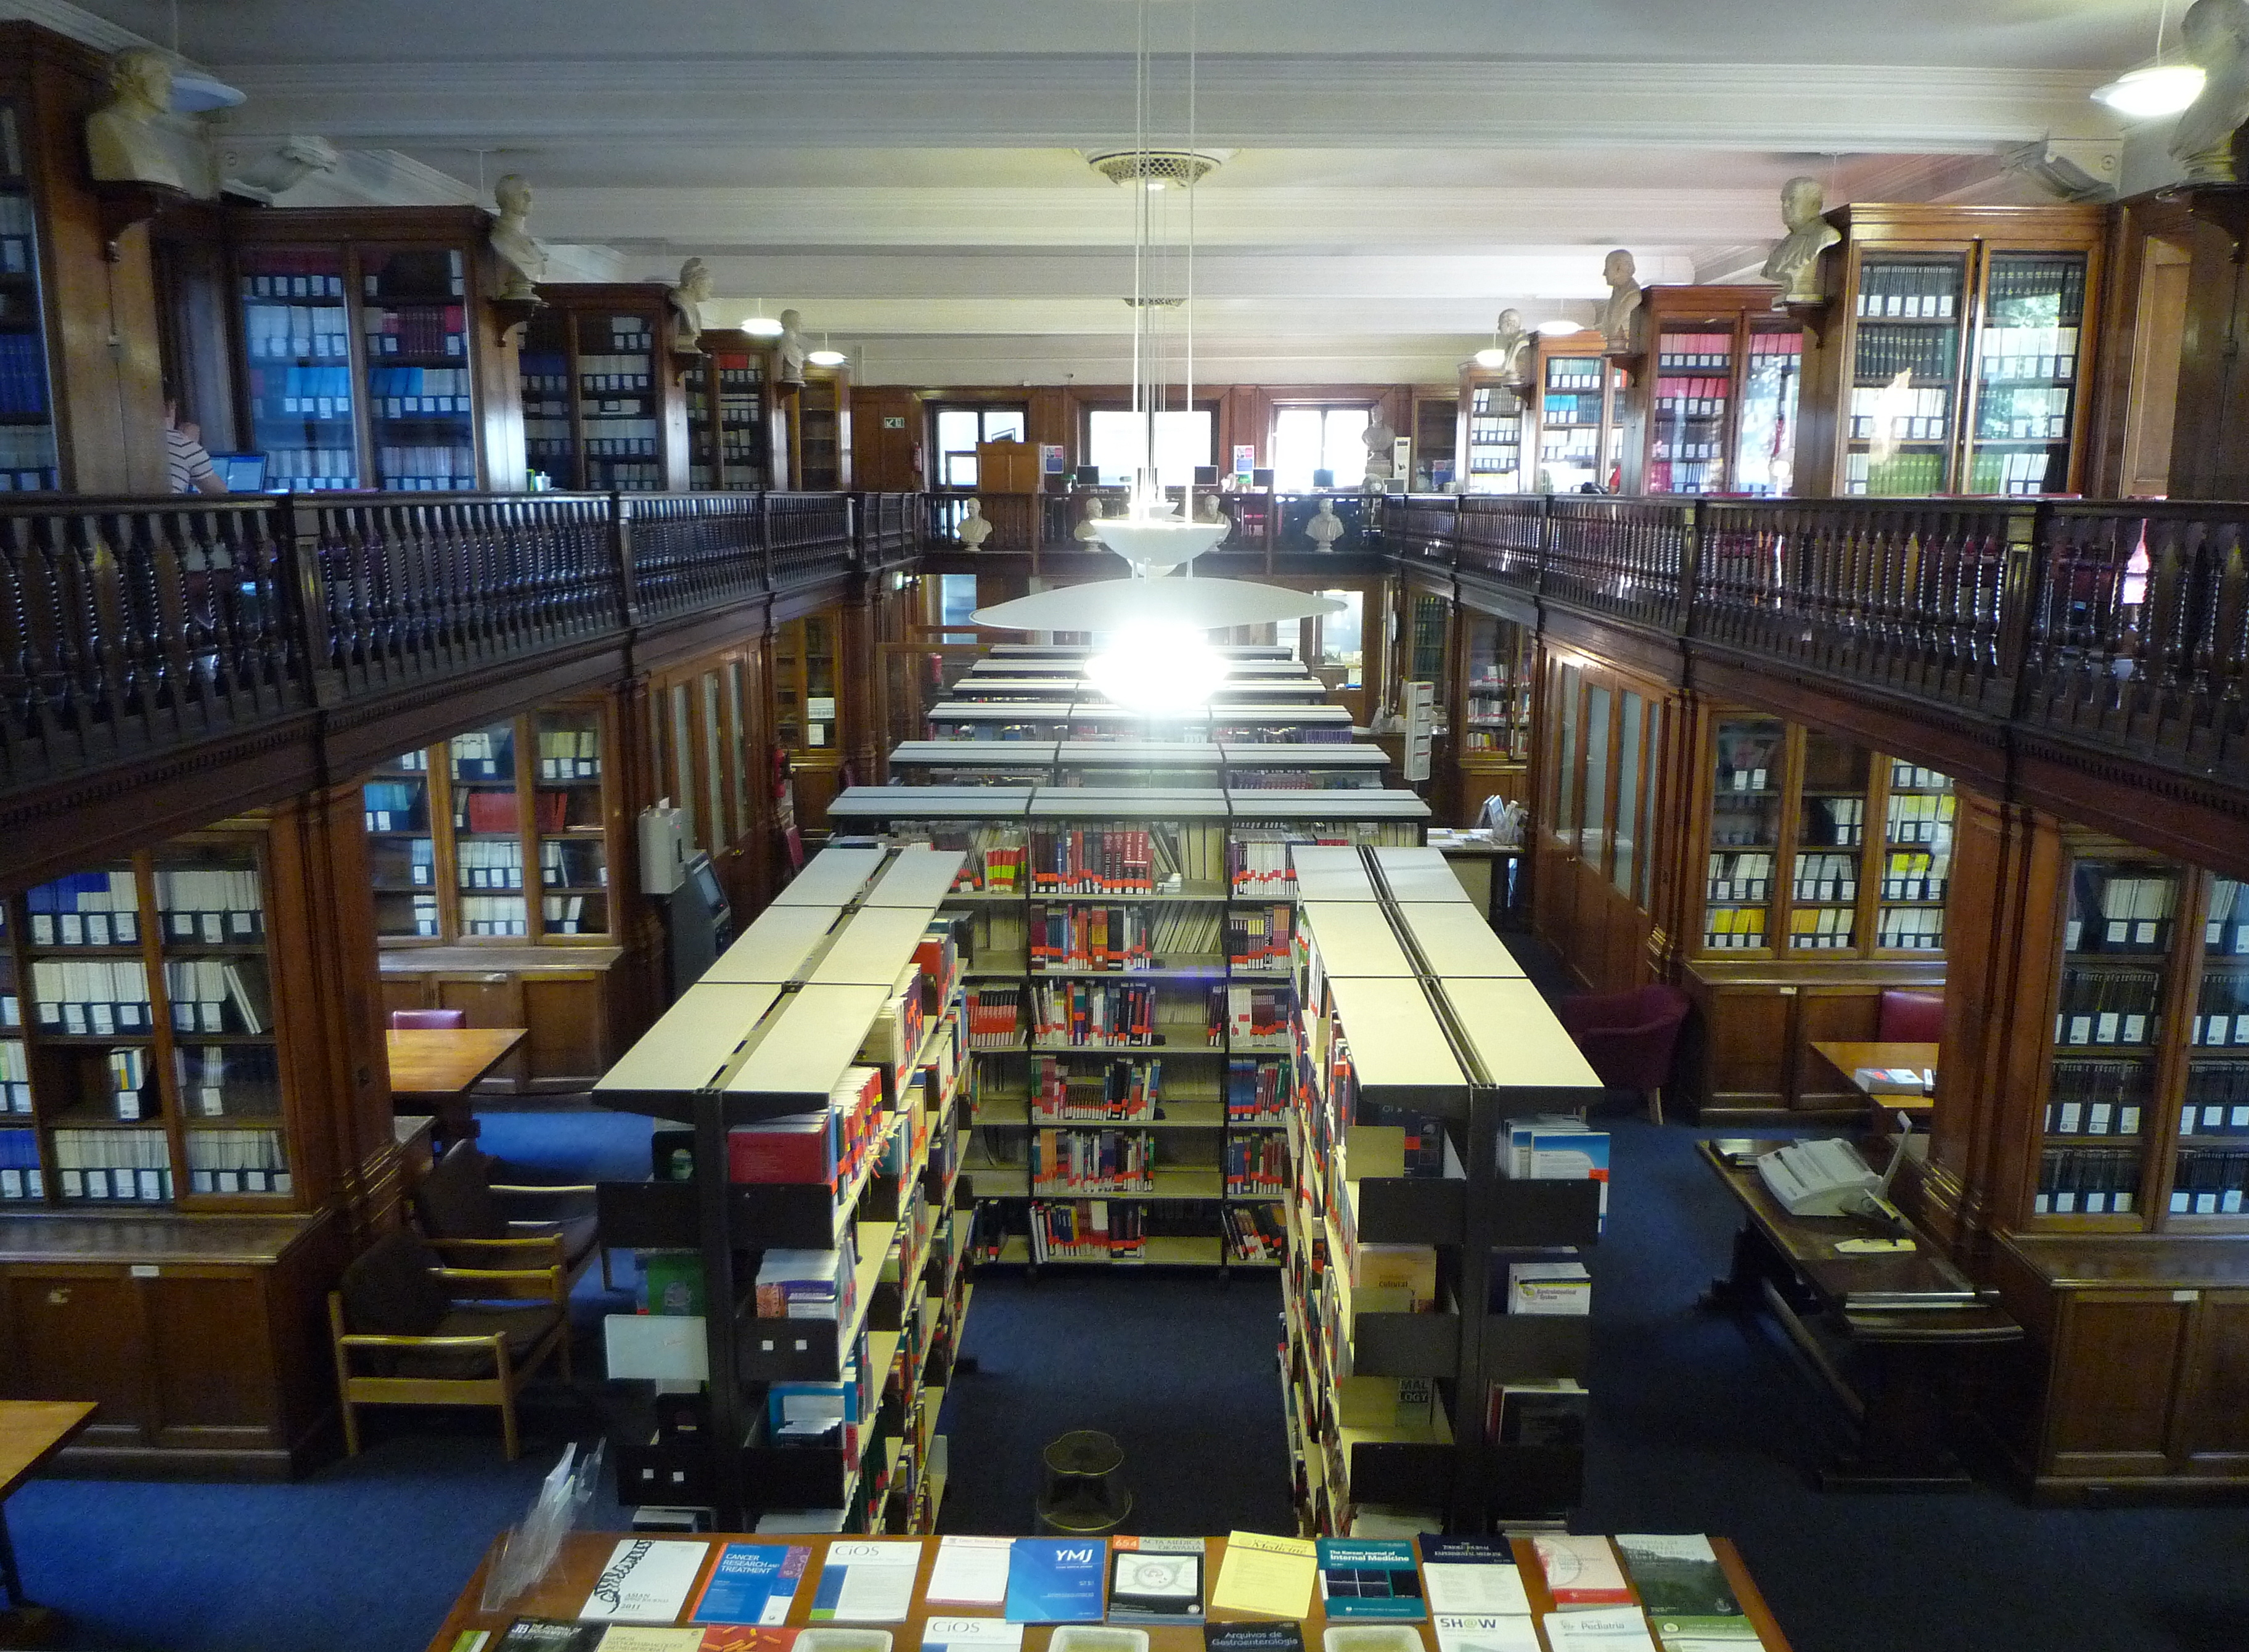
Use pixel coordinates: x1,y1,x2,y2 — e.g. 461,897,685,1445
938,573,978,644
1271,406,1370,492
1583,685,1612,867
1614,692,1643,896
933,406,1026,488
1084,407,1213,488
1306,589,1364,689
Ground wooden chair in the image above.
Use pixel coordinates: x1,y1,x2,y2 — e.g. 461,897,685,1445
411,1138,607,1291
1555,983,1692,1124
327,1228,570,1460
390,1008,468,1029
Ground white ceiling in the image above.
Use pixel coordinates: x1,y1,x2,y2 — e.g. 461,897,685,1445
44,0,2174,383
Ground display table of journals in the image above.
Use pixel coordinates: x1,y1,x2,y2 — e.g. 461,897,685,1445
424,1531,1795,1652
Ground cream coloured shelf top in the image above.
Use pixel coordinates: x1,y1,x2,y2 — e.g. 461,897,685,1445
1301,902,1415,979
1441,976,1604,1092
829,787,1036,824
723,983,894,1108
1324,975,1469,1100
887,740,1057,771
704,904,842,985
1372,845,1474,902
594,981,785,1097
863,845,966,909
809,906,938,987
771,846,887,906
1392,901,1524,978
1290,844,1380,901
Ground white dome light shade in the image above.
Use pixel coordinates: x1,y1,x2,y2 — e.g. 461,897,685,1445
1096,516,1232,576
806,347,848,367
973,578,1345,634
2092,63,2205,118
742,315,785,337
1535,319,1584,337
1473,347,1511,369
1087,624,1231,714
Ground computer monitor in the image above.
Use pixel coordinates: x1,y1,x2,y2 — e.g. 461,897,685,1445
1193,465,1219,485
1073,464,1100,486
1251,468,1274,489
1312,468,1334,489
209,453,268,492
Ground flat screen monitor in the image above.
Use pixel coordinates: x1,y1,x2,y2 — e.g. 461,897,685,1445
683,852,727,920
210,452,268,492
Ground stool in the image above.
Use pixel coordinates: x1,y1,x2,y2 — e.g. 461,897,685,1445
1032,1429,1132,1536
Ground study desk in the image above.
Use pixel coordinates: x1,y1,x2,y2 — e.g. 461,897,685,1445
0,1400,96,1647
388,1027,528,1145
422,1531,1796,1652
1808,1041,1939,1118
1698,1139,2020,1489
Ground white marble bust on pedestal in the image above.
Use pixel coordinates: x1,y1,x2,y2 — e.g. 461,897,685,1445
957,499,993,550
777,309,808,386
668,258,715,356
2174,0,2249,184
1760,176,1841,306
85,48,188,192
1597,248,1642,353
490,174,549,301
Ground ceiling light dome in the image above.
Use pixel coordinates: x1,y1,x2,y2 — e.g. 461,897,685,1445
2091,63,2205,118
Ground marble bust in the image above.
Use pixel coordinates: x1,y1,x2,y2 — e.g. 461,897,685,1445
668,258,715,356
1075,497,1106,541
1361,411,1398,484
85,47,188,192
1597,248,1642,353
777,309,808,386
490,174,549,301
1305,498,1345,549
1485,308,1530,380
956,498,992,550
1761,176,1841,305
2173,0,2249,184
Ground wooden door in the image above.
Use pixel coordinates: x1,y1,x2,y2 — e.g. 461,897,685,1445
2173,1290,2249,1476
521,970,611,1088
145,1268,277,1442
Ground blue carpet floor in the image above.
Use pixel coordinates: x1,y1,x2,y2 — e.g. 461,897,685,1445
12,1084,2249,1651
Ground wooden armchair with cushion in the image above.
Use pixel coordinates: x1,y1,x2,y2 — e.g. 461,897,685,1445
410,1139,605,1291
328,1228,570,1460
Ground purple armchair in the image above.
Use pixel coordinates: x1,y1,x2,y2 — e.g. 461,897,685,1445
1877,989,1944,1044
391,1008,468,1031
1554,984,1692,1124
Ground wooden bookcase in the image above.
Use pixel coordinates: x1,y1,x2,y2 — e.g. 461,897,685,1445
520,282,689,491
0,23,168,494
0,792,391,1474
1793,203,2107,498
1615,286,1803,496
1411,392,1459,491
226,206,525,493
683,329,780,491
1678,708,1948,1119
362,699,631,1090
591,844,975,1532
1455,609,1533,827
1525,334,1628,494
1455,367,1526,495
789,363,852,490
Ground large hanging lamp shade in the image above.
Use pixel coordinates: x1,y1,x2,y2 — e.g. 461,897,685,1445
973,578,1343,633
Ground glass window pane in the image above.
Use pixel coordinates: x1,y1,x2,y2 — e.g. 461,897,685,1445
1086,409,1210,488
1311,589,1364,688
1637,701,1662,909
943,453,979,487
1271,409,1324,493
1613,692,1642,896
1583,685,1612,866
451,721,526,938
1323,407,1371,489
1556,664,1581,838
982,410,1026,443
936,409,981,455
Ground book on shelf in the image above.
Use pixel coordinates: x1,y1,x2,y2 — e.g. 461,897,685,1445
2031,1147,2140,1215
753,1241,856,1323
2051,968,2163,1049
1490,1379,1589,1449
1504,1257,1591,1315
2169,1149,2249,1214
0,1129,46,1200
52,1127,173,1201
27,870,141,947
1501,1117,1609,1229
33,959,154,1035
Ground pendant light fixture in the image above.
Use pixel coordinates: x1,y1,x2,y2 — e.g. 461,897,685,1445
742,297,785,338
2092,0,2205,118
807,333,848,369
972,0,1340,706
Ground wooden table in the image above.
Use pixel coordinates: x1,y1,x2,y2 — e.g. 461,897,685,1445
387,1027,527,1146
422,1531,1796,1652
1698,1139,2019,1489
1810,1040,1939,1116
0,1401,96,1648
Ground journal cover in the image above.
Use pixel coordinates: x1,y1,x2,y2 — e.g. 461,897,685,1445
494,1622,603,1652
692,1544,812,1625
808,1539,921,1622
1417,1540,1530,1616
1003,1537,1107,1623
1203,1625,1305,1652
1527,1536,1631,1607
1316,1539,1425,1619
1107,1535,1205,1624
1431,1617,1541,1652
578,1539,711,1624
1611,1535,1753,1642
922,1621,1026,1652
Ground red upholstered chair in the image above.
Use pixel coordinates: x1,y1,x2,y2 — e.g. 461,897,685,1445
390,1008,468,1030
1877,990,1945,1044
1554,984,1693,1124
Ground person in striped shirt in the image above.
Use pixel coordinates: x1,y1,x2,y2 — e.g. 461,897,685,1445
165,394,226,494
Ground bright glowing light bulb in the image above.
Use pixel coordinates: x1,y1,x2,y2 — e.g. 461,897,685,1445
2091,63,2205,118
1086,623,1230,715
742,315,785,337
1473,347,1510,368
1534,318,1584,337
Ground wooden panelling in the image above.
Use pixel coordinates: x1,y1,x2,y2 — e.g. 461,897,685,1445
521,972,611,1087
2176,1291,2249,1471
148,1271,270,1434
2045,1291,2187,1476
1,1269,148,1430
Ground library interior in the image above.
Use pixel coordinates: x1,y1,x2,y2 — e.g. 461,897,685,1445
4,2,2249,1650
